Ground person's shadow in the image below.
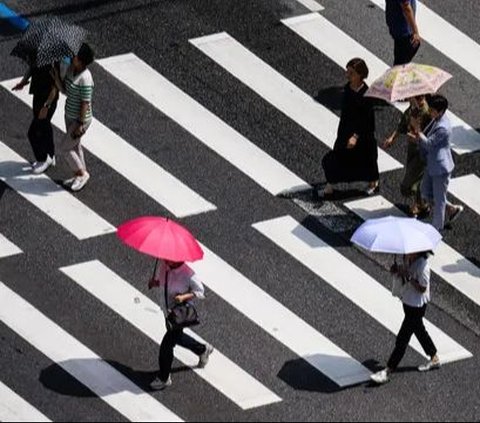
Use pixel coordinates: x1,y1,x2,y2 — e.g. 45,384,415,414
39,359,191,396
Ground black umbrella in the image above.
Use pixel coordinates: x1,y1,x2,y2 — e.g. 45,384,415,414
11,17,86,67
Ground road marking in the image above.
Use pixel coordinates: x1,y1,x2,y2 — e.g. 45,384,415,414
282,12,480,155
190,32,403,174
0,142,115,240
345,196,480,309
253,215,472,365
449,174,480,216
0,282,183,422
0,233,22,258
369,0,480,84
60,260,281,410
1,81,216,218
292,0,324,12
190,244,372,387
97,53,310,196
0,381,50,422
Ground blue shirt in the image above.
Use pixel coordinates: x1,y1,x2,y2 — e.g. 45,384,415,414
385,0,417,39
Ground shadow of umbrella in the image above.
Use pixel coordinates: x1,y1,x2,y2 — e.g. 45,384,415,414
277,354,370,394
440,257,480,278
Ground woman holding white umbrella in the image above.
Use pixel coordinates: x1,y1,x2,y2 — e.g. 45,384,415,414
370,250,440,385
351,217,442,384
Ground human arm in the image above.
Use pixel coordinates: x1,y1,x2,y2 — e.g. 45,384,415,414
383,130,399,149
12,68,32,91
148,260,166,289
38,85,58,120
401,0,421,46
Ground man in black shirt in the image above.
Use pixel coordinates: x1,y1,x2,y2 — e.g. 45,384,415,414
12,65,59,174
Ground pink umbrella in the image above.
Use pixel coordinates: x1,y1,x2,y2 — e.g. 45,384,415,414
117,216,204,262
365,63,452,102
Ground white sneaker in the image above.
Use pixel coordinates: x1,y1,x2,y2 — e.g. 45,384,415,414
63,177,77,187
198,344,214,369
32,155,55,174
370,369,390,385
71,172,90,192
150,376,172,391
418,359,441,372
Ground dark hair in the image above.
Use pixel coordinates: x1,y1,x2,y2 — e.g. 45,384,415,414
77,43,95,67
427,94,448,113
346,58,369,79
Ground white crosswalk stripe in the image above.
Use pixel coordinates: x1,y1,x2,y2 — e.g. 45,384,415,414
0,233,22,258
282,12,480,155
190,32,403,173
60,260,282,410
96,53,310,196
0,381,51,423
0,282,183,422
449,174,480,217
0,141,116,240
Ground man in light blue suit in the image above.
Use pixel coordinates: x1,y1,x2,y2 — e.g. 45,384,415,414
410,95,463,230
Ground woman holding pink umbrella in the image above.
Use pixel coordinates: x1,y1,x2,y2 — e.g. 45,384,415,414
117,216,213,391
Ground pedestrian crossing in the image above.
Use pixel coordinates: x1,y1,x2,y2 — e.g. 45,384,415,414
0,141,115,240
0,1,479,421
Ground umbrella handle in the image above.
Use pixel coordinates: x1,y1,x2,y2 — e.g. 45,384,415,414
152,259,158,280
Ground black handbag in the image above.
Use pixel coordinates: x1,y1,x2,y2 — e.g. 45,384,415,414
164,270,200,331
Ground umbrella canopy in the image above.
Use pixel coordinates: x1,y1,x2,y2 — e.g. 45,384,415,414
11,17,86,67
117,216,204,262
365,63,452,103
351,216,442,254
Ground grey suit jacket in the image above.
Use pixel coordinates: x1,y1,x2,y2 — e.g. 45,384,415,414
419,113,454,176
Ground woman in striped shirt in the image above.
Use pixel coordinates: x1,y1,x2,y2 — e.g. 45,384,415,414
53,43,95,192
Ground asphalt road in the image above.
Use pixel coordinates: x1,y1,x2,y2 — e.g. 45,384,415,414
0,0,479,421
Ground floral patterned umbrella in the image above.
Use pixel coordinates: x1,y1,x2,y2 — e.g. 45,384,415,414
364,63,452,102
11,17,86,67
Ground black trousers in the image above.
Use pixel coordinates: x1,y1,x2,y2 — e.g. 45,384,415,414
387,303,437,370
158,326,206,382
393,35,420,65
28,95,58,162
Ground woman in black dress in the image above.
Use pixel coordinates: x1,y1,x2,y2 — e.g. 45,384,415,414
320,58,379,197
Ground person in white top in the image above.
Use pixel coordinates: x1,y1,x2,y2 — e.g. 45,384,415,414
371,251,440,385
148,259,213,390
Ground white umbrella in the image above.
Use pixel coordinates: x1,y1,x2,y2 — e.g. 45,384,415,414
351,216,442,254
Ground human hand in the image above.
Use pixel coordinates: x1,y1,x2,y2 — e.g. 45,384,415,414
383,136,395,149
407,131,419,142
12,80,28,91
346,136,358,149
72,124,86,139
411,33,421,48
38,106,49,120
148,278,159,290
174,295,185,304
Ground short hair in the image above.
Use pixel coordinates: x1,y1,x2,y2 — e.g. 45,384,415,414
346,58,369,79
427,94,448,113
77,43,95,67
